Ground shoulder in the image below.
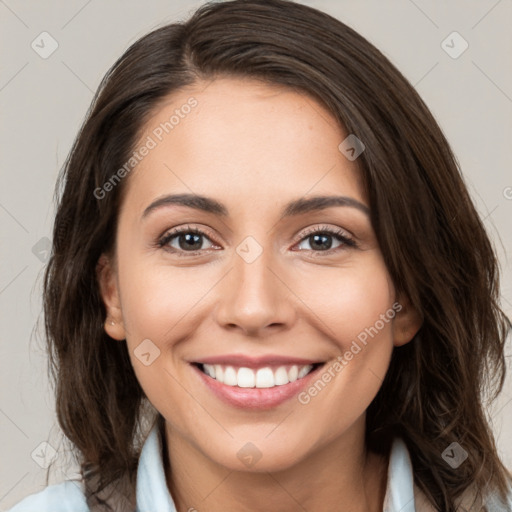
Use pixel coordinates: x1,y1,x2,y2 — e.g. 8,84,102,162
414,477,512,511
7,480,88,512
392,438,512,511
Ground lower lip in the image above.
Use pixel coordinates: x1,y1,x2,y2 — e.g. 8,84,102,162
191,364,324,410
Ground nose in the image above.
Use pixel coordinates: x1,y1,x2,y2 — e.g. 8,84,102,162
214,245,297,337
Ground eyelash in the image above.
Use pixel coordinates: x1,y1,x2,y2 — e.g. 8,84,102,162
156,224,357,257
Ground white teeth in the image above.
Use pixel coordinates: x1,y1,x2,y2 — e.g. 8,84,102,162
237,367,255,388
297,365,312,379
274,367,289,385
200,363,316,388
255,367,274,388
214,364,224,381
223,366,238,386
288,365,299,382
203,363,215,378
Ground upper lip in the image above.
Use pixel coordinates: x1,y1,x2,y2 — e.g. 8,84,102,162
192,354,324,369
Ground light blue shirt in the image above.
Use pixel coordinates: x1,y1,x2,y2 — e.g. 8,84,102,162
7,421,512,511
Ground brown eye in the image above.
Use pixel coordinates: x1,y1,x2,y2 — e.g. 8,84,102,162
294,225,356,253
158,226,218,256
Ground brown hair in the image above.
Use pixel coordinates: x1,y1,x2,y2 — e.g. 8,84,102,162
43,0,511,510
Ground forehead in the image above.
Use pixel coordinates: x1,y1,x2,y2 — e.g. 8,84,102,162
122,77,366,217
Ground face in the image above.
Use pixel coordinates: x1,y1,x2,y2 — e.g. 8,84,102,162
98,76,420,472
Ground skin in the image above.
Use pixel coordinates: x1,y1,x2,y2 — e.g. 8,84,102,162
98,76,422,512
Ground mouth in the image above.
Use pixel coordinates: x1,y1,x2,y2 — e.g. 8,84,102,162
192,362,324,388
190,359,326,410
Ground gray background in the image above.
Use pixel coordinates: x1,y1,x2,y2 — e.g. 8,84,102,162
1,0,511,508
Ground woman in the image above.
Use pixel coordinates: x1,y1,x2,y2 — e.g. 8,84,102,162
8,0,512,510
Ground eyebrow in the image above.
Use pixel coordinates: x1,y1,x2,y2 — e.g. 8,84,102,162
141,193,370,220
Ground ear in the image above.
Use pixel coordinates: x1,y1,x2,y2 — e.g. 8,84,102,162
391,293,423,347
96,253,126,340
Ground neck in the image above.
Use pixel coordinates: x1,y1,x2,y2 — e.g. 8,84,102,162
162,417,389,512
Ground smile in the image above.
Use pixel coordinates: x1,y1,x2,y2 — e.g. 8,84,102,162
191,357,326,410
196,363,320,388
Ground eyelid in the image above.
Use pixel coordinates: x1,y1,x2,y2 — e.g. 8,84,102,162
157,224,219,251
294,224,355,245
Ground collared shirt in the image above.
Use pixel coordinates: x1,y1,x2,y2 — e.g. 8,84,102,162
7,421,512,511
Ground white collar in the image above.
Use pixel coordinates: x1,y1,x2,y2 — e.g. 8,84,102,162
382,437,417,512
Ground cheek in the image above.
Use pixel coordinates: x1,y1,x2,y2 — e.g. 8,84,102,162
292,256,395,418
293,256,395,350
117,266,201,422
118,260,206,341
115,257,204,390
